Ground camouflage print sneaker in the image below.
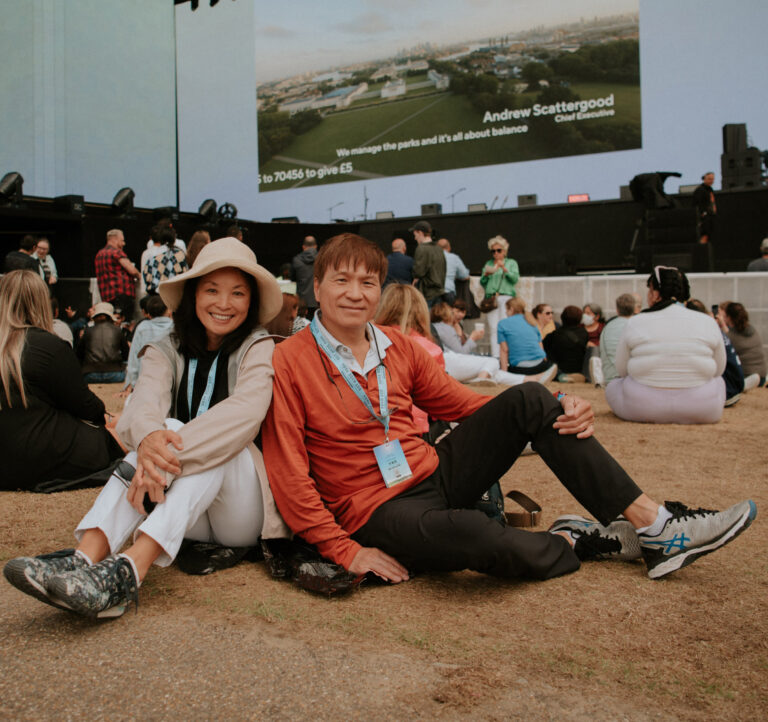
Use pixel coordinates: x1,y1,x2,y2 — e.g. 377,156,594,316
3,549,86,611
48,555,139,619
639,500,756,579
549,515,642,562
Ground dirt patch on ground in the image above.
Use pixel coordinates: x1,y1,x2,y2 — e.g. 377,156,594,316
1,382,766,720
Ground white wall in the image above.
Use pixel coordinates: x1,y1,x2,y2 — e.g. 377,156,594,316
0,0,177,206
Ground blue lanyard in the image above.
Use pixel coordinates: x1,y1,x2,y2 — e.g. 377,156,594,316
186,352,220,419
310,316,391,440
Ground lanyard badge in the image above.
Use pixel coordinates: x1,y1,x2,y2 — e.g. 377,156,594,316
311,317,412,487
187,352,220,419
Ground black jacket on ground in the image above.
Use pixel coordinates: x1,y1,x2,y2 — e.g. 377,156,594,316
0,328,122,489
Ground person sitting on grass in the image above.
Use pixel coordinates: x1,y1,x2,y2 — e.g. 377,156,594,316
4,238,290,618
260,233,756,587
497,297,556,377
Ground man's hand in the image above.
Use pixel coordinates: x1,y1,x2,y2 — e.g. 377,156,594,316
137,429,184,485
348,547,409,583
553,394,594,439
126,463,166,514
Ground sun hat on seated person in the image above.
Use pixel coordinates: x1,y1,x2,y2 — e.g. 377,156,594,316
158,236,283,325
91,301,117,322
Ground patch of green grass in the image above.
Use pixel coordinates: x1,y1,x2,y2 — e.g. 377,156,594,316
258,81,640,190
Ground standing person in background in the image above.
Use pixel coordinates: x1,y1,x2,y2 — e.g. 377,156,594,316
385,238,414,286
437,238,469,305
141,225,188,296
410,220,446,308
95,229,139,316
600,294,637,385
185,230,211,268
746,238,768,272
292,235,319,319
480,235,519,359
4,235,42,275
693,172,717,245
32,237,58,286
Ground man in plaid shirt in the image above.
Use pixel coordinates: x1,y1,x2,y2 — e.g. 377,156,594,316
95,229,140,314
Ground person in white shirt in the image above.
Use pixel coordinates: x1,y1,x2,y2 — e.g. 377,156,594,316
606,267,726,424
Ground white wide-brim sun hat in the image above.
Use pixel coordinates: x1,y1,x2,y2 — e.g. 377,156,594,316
158,236,283,325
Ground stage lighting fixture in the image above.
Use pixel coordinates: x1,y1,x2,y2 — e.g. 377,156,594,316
375,211,394,219
112,187,135,215
0,171,24,206
217,202,238,220
198,198,218,222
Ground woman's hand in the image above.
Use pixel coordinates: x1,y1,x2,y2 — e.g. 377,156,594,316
126,463,166,514
553,394,595,438
469,327,485,341
137,429,184,485
348,546,409,583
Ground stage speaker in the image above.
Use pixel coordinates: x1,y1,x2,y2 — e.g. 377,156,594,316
721,147,762,174
722,123,747,154
619,185,633,200
420,203,442,215
375,211,394,219
54,194,85,216
467,203,487,212
517,194,537,207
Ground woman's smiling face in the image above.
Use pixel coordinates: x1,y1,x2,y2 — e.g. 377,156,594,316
195,267,251,350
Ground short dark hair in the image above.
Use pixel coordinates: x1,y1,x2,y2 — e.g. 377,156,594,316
145,295,168,319
452,299,467,312
172,270,260,358
561,305,582,327
314,233,387,285
725,302,749,333
151,224,177,248
20,235,36,252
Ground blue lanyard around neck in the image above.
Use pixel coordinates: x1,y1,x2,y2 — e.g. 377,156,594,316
310,316,390,440
186,352,221,419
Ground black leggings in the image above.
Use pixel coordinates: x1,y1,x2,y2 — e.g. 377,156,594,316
354,384,643,580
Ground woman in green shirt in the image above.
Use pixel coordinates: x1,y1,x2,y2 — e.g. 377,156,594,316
480,235,519,358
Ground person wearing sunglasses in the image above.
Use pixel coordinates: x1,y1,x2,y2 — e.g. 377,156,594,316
479,235,519,359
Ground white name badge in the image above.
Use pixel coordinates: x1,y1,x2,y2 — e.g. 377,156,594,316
373,439,413,488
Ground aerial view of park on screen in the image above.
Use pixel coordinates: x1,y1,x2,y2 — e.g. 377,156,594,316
255,1,640,191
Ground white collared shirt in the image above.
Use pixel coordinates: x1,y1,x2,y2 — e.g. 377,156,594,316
313,314,392,376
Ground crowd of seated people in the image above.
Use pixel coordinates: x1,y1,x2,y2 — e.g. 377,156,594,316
0,232,762,622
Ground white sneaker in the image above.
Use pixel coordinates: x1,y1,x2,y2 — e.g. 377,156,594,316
744,373,761,392
589,356,605,387
537,363,558,385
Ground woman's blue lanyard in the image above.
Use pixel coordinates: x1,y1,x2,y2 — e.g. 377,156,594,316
186,352,221,419
310,316,391,441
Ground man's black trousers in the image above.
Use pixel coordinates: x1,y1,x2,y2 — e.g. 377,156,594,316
353,384,643,580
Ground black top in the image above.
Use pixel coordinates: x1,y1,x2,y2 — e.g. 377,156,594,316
3,251,40,274
176,348,231,423
543,326,588,373
385,252,414,285
0,328,119,489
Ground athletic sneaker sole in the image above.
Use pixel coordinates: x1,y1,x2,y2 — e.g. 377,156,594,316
3,560,75,613
47,577,129,619
646,500,757,580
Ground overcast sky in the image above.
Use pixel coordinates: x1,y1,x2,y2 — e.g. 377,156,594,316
254,0,638,84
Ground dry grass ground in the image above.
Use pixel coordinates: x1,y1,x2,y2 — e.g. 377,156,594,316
1,382,766,720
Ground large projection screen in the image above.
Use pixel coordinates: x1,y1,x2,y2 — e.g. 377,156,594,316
255,1,640,193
